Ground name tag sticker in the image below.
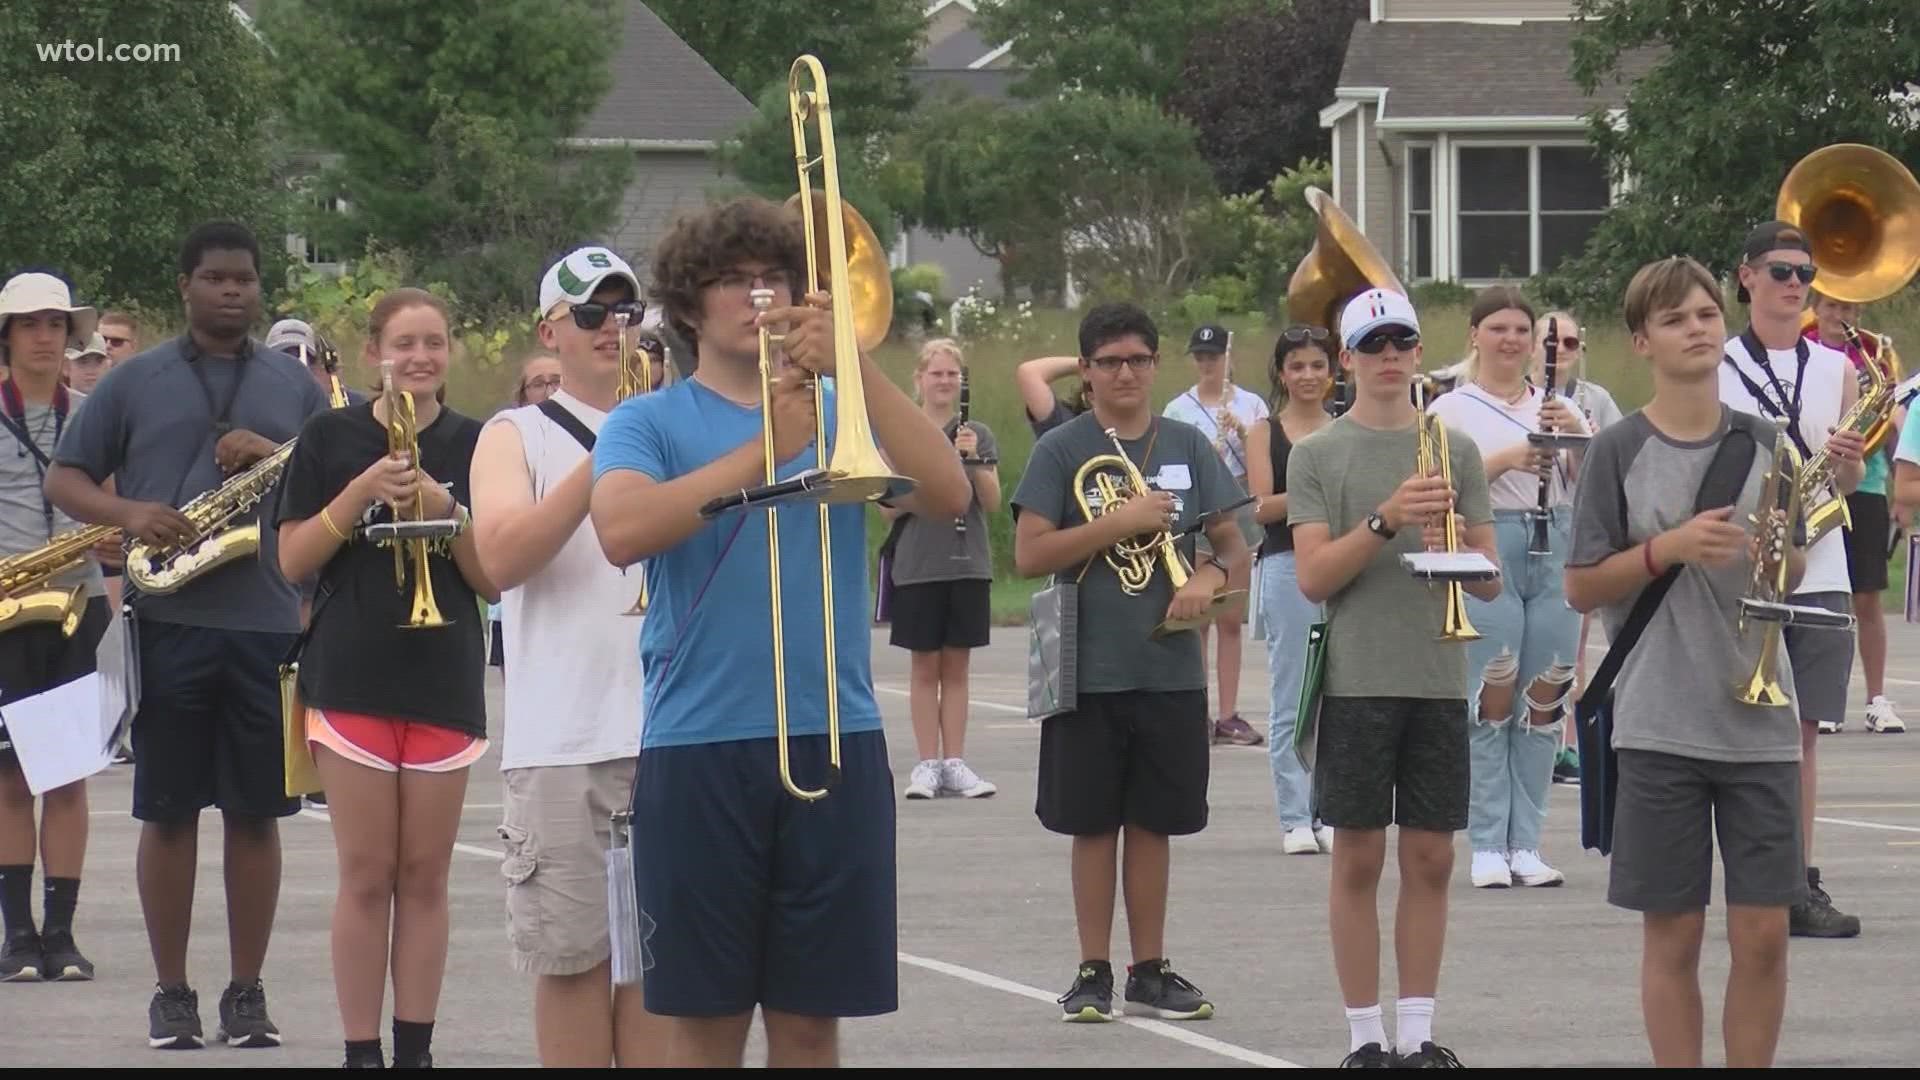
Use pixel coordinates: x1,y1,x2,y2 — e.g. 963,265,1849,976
1154,464,1193,490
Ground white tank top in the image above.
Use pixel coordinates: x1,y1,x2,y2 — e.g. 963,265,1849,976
492,390,643,769
1719,333,1852,597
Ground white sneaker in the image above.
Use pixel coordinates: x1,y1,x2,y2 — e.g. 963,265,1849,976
1314,824,1334,853
1507,848,1566,887
1282,825,1320,854
904,760,941,799
1866,696,1907,733
940,758,997,798
1817,719,1842,735
1471,850,1512,888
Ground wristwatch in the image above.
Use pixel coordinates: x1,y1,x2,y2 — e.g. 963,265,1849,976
1366,511,1396,540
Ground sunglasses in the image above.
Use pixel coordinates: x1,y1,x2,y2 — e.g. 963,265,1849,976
101,334,131,348
558,300,644,331
1281,326,1330,345
1087,353,1157,371
1759,260,1817,285
1352,330,1421,355
1548,335,1582,352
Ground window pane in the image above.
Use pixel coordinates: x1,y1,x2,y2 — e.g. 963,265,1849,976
1457,147,1529,212
1459,213,1531,278
1540,146,1609,211
1541,212,1604,271
1409,146,1432,212
1409,212,1433,280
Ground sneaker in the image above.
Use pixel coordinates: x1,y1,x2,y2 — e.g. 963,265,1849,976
1283,825,1321,854
1790,867,1861,938
940,758,997,798
217,978,282,1047
1817,718,1841,734
903,760,940,800
148,984,205,1050
1339,1042,1397,1068
1122,958,1213,1020
1315,824,1334,853
1507,849,1565,888
1552,747,1581,784
0,929,43,982
37,928,94,981
1866,696,1907,733
1398,1041,1465,1068
1470,850,1511,888
1211,714,1265,747
1058,960,1116,1023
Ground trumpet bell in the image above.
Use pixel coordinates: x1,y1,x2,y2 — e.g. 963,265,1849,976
1776,143,1920,304
1286,186,1406,333
787,190,893,354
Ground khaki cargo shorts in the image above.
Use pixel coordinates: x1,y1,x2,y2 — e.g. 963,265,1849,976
498,757,638,977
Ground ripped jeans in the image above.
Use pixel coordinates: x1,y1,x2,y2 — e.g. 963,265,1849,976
1260,552,1323,830
1464,508,1580,854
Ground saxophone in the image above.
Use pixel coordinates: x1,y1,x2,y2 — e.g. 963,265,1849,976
1798,323,1894,547
0,524,118,636
124,440,298,596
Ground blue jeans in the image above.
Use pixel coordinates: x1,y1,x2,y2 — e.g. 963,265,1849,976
1261,552,1323,830
1464,509,1579,854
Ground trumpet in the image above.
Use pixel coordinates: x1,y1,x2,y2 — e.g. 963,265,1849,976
369,359,456,630
614,311,650,617
1407,383,1487,642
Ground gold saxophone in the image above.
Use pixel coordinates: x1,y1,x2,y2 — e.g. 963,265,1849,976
1797,324,1894,546
124,440,299,596
0,524,118,636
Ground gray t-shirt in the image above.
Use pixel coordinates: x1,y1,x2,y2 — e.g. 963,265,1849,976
1567,408,1801,763
52,335,328,632
1285,414,1494,700
1012,411,1243,694
1,393,105,597
890,419,998,585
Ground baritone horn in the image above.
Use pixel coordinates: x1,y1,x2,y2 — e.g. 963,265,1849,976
696,55,906,802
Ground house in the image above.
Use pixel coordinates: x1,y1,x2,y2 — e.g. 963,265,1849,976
1321,0,1658,285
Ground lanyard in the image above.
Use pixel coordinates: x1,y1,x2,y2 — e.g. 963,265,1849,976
1725,328,1810,457
1,377,70,539
184,337,254,437
1455,384,1569,496
1181,389,1245,473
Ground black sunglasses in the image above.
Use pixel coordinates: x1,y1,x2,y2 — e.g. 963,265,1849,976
1353,330,1421,355
1281,326,1330,345
563,300,644,331
1550,335,1582,352
1760,260,1817,285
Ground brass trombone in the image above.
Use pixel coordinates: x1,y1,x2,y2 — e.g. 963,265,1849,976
614,310,650,616
698,55,908,801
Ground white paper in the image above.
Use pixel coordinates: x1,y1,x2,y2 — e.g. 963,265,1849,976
95,610,134,749
1401,551,1501,580
0,673,112,795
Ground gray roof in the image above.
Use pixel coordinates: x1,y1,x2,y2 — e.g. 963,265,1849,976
578,1,753,143
908,68,1018,105
1337,19,1658,121
920,26,997,70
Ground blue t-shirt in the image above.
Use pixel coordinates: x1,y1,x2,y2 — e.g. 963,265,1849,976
592,378,882,749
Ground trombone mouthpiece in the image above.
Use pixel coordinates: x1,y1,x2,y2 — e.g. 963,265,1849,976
750,287,775,312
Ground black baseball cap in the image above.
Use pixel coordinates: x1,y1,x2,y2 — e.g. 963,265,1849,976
1737,220,1814,303
1188,324,1228,354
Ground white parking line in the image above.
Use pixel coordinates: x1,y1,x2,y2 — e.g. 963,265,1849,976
1816,815,1920,835
874,683,1027,714
297,807,501,861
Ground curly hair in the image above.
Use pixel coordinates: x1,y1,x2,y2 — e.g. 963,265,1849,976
649,197,807,355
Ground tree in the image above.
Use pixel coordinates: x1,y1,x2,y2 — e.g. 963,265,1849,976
974,0,1288,103
647,0,925,140
1536,0,1920,311
0,0,287,311
1169,0,1365,195
257,0,631,308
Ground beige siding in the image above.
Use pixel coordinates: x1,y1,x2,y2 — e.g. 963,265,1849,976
1336,112,1360,214
1381,132,1408,277
1378,0,1571,18
1362,106,1394,253
605,151,730,267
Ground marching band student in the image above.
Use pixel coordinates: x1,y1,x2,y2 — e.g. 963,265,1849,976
881,338,1000,801
1288,288,1497,1068
469,246,669,1066
1162,324,1268,747
1012,302,1248,1025
47,221,326,1051
1243,325,1334,855
589,196,968,1068
62,333,110,394
1716,220,1864,939
1427,287,1587,890
1015,353,1089,437
1567,256,1807,1068
0,274,110,984
96,311,139,365
274,287,496,1069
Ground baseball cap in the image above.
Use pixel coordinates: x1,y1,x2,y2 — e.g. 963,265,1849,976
1188,323,1229,354
265,318,318,355
539,246,641,320
1737,220,1814,303
1339,288,1421,350
65,331,108,361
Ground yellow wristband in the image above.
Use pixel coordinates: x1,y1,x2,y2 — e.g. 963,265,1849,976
319,507,350,543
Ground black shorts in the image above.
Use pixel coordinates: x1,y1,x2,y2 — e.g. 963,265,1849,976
0,596,112,766
1607,750,1806,912
1036,690,1210,836
1843,491,1891,593
633,730,897,1018
1314,696,1469,832
130,620,301,823
888,578,990,651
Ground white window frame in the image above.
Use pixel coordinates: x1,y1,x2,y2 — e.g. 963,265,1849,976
283,177,349,275
1449,138,1607,284
1402,140,1436,282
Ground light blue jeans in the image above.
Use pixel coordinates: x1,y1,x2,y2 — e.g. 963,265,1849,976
1464,508,1580,854
1261,552,1324,830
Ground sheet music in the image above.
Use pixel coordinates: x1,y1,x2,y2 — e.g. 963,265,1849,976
0,673,112,795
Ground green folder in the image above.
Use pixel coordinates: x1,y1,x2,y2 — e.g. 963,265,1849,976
1293,622,1328,773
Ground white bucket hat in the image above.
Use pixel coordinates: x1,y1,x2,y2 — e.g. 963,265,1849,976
0,272,99,349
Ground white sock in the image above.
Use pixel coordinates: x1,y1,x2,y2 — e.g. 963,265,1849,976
1396,996,1435,1054
1345,1004,1387,1052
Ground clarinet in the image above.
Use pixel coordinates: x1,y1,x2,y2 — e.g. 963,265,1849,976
1528,316,1559,556
953,366,971,543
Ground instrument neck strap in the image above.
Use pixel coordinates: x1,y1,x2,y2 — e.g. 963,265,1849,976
1726,327,1811,458
0,375,69,539
182,334,256,439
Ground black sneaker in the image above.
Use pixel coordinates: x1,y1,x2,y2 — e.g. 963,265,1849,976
148,984,205,1050
0,929,43,982
1790,867,1861,938
1398,1041,1464,1068
395,1051,433,1068
1340,1042,1397,1068
1122,958,1214,1020
217,978,283,1047
37,928,94,981
1057,960,1116,1022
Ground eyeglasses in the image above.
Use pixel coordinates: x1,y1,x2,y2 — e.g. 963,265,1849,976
557,300,644,331
1087,353,1157,372
521,375,562,393
1759,260,1817,285
1352,330,1421,355
705,269,793,294
1281,326,1331,345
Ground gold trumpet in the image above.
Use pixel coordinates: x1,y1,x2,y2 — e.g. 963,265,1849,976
1413,383,1479,642
614,310,650,617
374,359,451,630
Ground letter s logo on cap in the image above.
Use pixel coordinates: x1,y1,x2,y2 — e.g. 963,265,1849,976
586,251,613,269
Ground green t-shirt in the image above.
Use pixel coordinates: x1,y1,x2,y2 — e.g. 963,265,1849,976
1284,414,1494,700
1013,411,1244,693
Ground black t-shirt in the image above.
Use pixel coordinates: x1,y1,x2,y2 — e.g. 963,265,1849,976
1261,417,1294,556
273,402,486,736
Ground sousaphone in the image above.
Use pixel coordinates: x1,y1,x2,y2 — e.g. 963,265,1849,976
1286,186,1409,413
